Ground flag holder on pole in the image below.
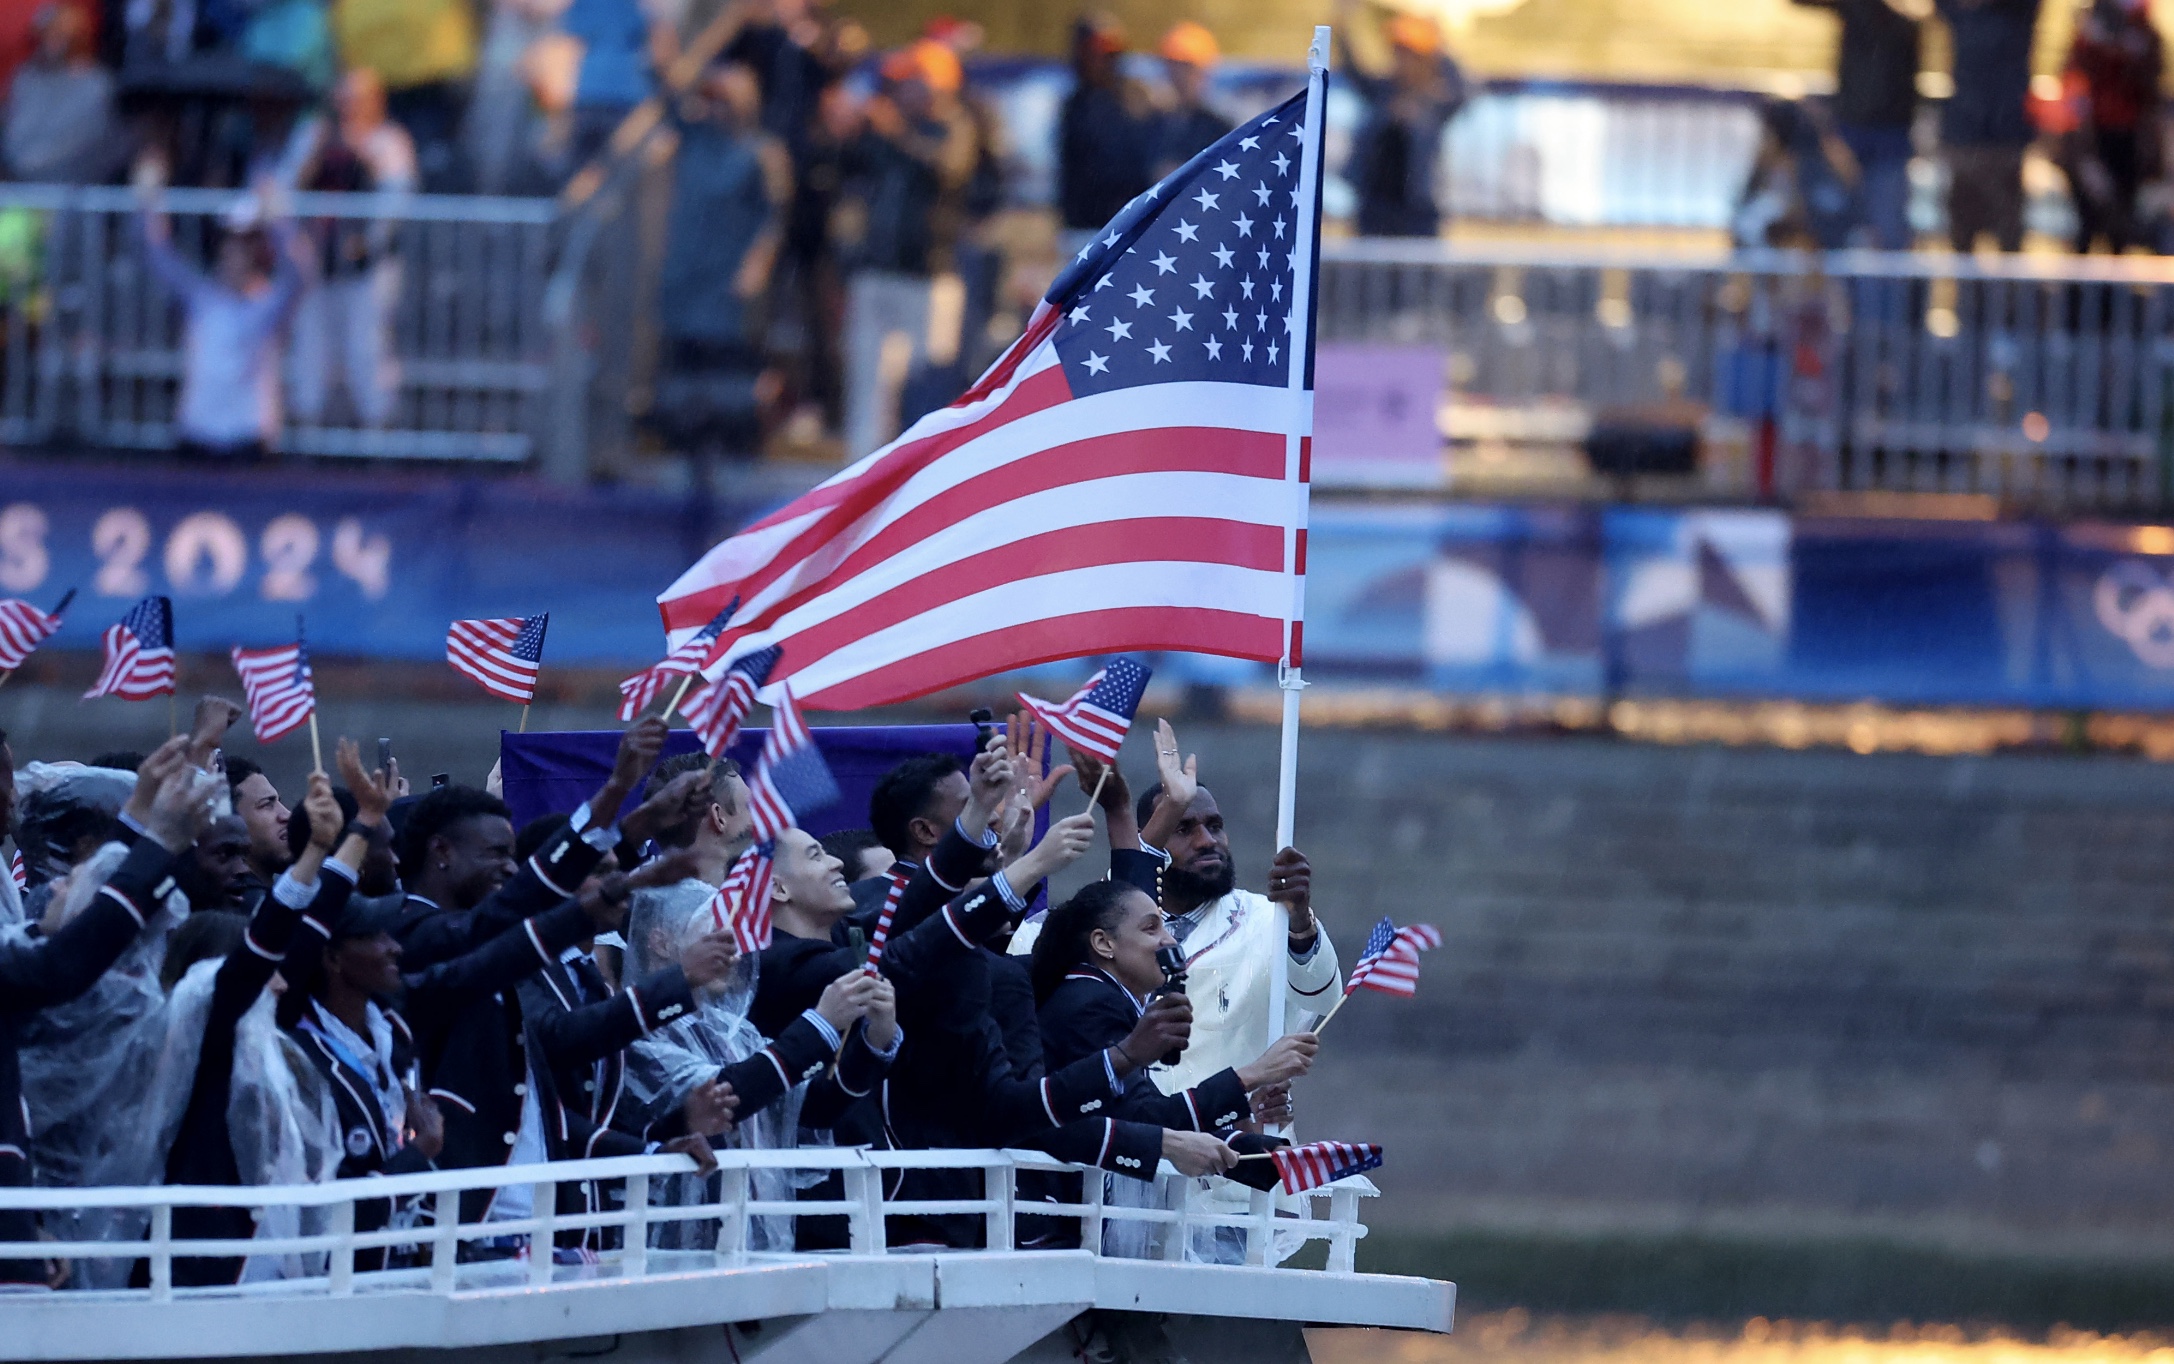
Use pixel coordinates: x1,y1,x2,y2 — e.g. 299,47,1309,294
308,712,324,774
664,673,697,719
1267,26,1331,1050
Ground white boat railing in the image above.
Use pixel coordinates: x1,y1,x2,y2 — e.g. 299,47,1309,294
0,1147,1380,1302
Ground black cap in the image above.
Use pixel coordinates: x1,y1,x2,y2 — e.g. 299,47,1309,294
329,893,405,942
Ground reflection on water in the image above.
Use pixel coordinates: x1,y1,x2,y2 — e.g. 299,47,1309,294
1311,1313,2174,1364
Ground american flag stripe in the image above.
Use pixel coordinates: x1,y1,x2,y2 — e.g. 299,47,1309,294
230,641,315,744
1269,1140,1383,1194
8,850,24,893
708,846,775,955
0,599,63,672
661,378,1306,709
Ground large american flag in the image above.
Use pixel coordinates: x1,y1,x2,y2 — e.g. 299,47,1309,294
0,591,67,673
617,598,737,721
1343,917,1443,999
231,626,316,744
1017,657,1152,763
1269,1140,1383,1193
747,686,839,842
656,87,1322,709
447,615,549,704
681,643,782,760
84,596,175,700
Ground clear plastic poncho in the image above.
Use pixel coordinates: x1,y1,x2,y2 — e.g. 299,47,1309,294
64,957,342,1286
623,878,808,1252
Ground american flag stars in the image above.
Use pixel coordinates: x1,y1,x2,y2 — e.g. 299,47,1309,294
1050,92,1309,396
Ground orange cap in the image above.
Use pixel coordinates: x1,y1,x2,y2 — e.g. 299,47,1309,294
1158,20,1219,67
1385,12,1441,55
884,38,963,94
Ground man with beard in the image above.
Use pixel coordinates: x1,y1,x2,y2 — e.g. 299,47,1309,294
222,758,291,911
176,815,256,912
1110,719,1338,1095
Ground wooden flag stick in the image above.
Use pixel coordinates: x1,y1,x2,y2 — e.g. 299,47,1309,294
518,704,531,734
308,711,324,775
1310,989,1355,1035
1233,1151,1279,1161
663,673,697,720
1088,766,1110,811
0,671,12,691
168,692,177,739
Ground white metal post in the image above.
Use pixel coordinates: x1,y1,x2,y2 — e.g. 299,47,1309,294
432,1190,460,1291
529,1180,556,1285
327,1199,355,1297
1269,26,1332,1048
984,1161,1015,1251
147,1203,172,1303
624,1173,649,1277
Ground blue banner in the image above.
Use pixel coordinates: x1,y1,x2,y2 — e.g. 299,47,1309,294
0,458,769,664
15,459,2174,711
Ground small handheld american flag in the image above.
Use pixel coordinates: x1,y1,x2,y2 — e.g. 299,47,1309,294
447,615,549,705
707,840,776,954
682,643,783,760
7,850,24,895
1016,657,1152,764
1343,916,1443,999
84,596,175,701
0,590,69,674
1267,1140,1383,1193
231,625,316,744
747,685,840,842
617,598,737,721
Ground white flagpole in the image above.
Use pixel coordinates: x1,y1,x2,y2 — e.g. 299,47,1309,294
1269,26,1331,1050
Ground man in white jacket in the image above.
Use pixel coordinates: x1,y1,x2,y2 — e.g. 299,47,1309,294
1134,741,1340,1097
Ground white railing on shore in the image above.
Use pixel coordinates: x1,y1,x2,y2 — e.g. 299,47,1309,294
1318,239,2174,511
0,1148,1378,1303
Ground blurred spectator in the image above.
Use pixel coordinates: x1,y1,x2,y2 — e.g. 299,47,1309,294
240,0,335,91
1056,13,1149,247
332,0,479,188
1336,0,1469,239
1734,96,1864,249
467,0,566,193
1936,0,2043,252
1791,0,1921,250
724,0,845,155
650,59,788,456
1148,21,1230,179
559,0,676,168
4,4,123,183
836,38,974,457
137,167,303,458
286,68,416,429
2062,0,2162,253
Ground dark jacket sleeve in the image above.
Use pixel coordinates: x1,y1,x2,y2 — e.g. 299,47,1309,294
885,823,995,939
524,965,698,1070
1041,978,1251,1134
397,897,596,1044
397,824,612,970
0,838,173,1009
1019,1117,1164,1181
1110,847,1165,902
799,1021,895,1128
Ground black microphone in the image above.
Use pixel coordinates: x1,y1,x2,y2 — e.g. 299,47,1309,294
1152,944,1188,1066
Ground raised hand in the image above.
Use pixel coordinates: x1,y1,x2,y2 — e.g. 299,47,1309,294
302,772,343,854
1249,1081,1294,1127
620,768,709,846
578,870,635,930
1140,718,1199,850
1005,710,1075,815
335,737,396,827
186,697,243,767
1004,811,1095,893
145,751,222,853
679,930,740,988
962,738,1013,839
121,736,192,835
594,715,671,825
1235,1032,1318,1091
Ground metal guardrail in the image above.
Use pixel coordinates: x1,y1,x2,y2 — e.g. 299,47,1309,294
1319,239,2174,512
5,1147,1378,1301
0,185,555,463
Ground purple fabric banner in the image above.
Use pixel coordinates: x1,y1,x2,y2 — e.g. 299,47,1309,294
498,724,984,838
